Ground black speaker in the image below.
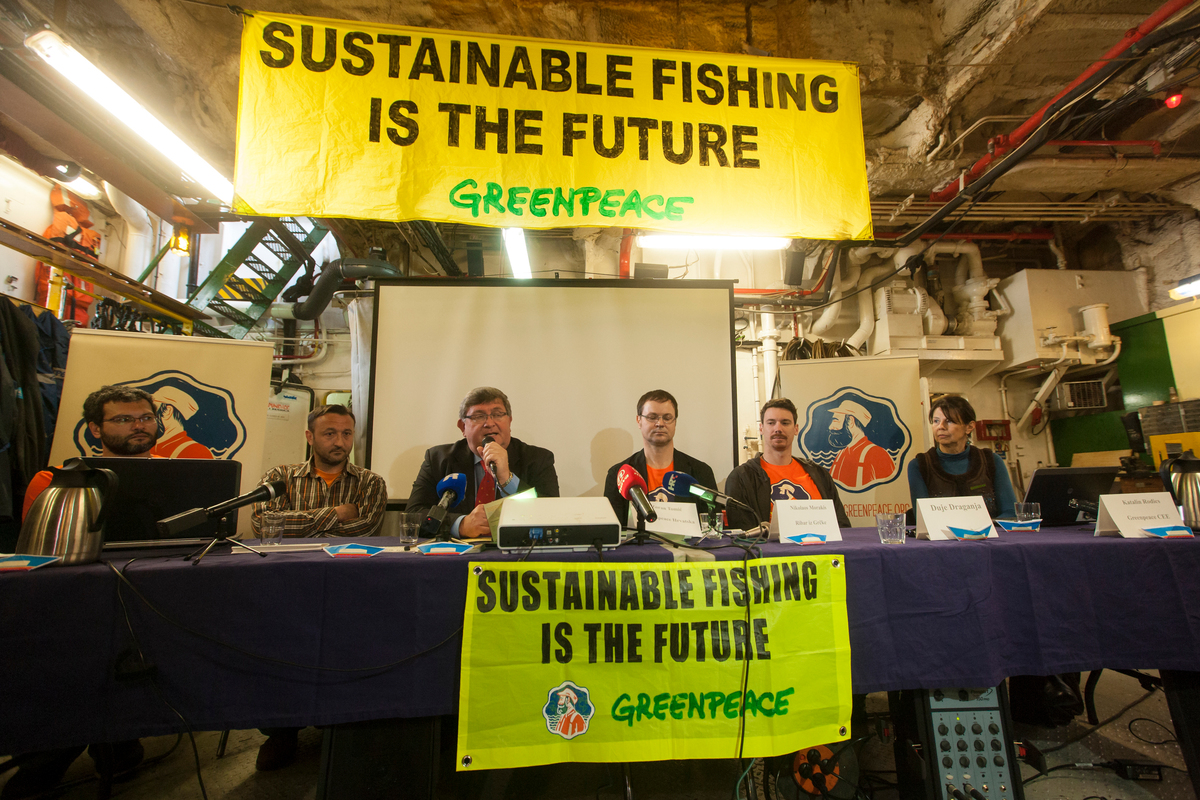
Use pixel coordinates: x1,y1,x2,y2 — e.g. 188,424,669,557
317,717,440,800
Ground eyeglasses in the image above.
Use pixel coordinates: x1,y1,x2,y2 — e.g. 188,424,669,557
463,411,510,423
640,414,676,424
104,414,157,426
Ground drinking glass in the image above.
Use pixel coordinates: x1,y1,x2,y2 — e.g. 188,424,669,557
876,512,906,544
398,512,421,546
260,511,284,545
1014,503,1042,522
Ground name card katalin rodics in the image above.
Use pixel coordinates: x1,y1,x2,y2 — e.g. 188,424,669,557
1094,492,1192,538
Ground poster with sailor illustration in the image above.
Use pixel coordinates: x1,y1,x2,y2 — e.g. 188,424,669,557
780,355,921,527
49,330,273,533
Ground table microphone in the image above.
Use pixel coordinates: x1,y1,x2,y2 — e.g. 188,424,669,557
422,472,467,540
662,471,732,506
157,480,288,537
616,465,657,522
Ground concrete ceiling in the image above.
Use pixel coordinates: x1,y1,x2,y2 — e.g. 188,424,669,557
7,0,1200,238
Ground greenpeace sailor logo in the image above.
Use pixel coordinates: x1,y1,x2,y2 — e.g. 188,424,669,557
542,681,595,740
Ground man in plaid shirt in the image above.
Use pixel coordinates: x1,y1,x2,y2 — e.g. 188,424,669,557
252,404,387,539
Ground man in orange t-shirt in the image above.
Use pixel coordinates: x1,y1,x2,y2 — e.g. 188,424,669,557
723,398,850,532
603,389,717,525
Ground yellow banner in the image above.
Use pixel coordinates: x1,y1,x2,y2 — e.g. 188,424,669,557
457,557,852,771
234,12,871,239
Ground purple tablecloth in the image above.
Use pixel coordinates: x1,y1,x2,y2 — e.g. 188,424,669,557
3,527,1200,753
692,526,1200,694
0,539,674,753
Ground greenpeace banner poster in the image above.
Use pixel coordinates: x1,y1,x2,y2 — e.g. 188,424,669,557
458,557,851,770
780,355,922,527
235,12,871,239
49,330,273,534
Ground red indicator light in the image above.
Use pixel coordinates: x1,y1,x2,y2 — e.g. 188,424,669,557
1166,93,1184,108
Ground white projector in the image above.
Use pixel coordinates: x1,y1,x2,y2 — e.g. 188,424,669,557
495,497,622,552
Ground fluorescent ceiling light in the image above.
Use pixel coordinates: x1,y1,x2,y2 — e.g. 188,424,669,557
59,176,102,199
25,30,234,205
502,228,532,279
637,234,791,251
1169,273,1200,300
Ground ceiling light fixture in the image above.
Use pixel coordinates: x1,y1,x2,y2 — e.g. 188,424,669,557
502,228,532,279
1166,93,1184,108
58,176,102,199
169,224,192,254
25,30,234,205
637,234,792,251
1169,273,1200,300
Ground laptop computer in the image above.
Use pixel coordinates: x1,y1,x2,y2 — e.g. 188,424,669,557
81,458,243,547
1022,466,1121,526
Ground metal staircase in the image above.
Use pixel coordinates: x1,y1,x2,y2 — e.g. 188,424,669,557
186,217,328,339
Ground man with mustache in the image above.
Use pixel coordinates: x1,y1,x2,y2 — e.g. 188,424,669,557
827,399,896,489
21,384,162,518
249,403,388,771
724,398,849,531
251,403,387,539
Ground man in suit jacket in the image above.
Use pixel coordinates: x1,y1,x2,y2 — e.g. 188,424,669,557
604,389,717,524
408,386,559,538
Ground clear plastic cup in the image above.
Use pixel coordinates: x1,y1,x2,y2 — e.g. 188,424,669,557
876,512,906,544
1014,503,1042,522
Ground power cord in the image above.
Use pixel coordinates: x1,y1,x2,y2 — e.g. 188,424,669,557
1127,717,1177,746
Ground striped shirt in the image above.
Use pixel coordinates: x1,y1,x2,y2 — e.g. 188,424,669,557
252,459,388,537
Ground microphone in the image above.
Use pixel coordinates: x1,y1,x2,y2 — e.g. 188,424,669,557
157,480,288,537
662,471,731,506
616,464,657,523
422,472,467,540
481,434,501,479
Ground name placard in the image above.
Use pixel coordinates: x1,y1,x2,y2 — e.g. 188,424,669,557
770,500,842,545
1094,492,1192,538
914,497,997,541
628,501,703,539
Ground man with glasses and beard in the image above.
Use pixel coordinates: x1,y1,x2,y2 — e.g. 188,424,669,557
21,385,161,518
408,386,559,539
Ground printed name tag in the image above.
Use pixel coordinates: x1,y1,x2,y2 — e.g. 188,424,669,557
914,497,997,541
627,501,704,539
771,500,842,545
1094,492,1190,538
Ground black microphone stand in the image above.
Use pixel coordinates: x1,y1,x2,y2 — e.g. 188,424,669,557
186,513,267,565
632,506,650,546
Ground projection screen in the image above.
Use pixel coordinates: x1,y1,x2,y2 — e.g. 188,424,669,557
368,279,736,501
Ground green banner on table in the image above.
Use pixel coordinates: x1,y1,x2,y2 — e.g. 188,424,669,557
457,557,851,770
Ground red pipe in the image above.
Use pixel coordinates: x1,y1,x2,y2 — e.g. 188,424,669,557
929,0,1193,203
1044,139,1162,156
618,228,633,278
873,231,1055,240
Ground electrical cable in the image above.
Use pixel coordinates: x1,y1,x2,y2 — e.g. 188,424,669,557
115,560,209,800
106,560,464,674
1039,686,1158,754
1127,716,1178,745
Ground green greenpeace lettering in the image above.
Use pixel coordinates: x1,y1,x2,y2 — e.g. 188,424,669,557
611,687,795,727
450,179,693,221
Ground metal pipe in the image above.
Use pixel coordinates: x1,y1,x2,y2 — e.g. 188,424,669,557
1044,139,1162,157
761,306,780,399
292,258,400,320
930,0,1195,202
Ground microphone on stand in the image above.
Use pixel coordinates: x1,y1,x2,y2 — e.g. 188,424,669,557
662,471,735,506
422,473,467,540
157,480,288,537
616,465,658,523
